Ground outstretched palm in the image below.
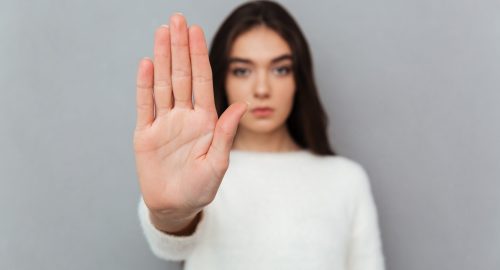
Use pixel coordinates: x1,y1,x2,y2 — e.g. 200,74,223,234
133,14,247,215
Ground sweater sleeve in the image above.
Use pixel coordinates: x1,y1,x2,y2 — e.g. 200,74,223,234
346,165,386,270
137,195,205,261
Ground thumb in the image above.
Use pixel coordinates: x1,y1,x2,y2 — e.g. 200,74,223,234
206,101,248,167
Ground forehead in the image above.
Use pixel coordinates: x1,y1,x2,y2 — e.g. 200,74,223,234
229,26,292,63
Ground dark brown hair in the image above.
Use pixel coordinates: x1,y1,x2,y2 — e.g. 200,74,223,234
209,0,336,156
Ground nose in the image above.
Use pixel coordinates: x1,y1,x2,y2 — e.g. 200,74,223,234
253,69,270,99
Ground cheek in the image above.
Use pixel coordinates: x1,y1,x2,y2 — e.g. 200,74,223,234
225,77,252,104
275,78,296,110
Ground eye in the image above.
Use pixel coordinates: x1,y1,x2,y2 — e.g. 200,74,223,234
273,66,292,76
231,68,251,77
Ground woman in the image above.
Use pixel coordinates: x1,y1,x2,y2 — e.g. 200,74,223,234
134,1,385,269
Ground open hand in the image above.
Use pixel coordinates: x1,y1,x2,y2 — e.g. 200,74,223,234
133,13,248,215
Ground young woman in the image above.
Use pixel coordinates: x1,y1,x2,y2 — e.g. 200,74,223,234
134,1,385,269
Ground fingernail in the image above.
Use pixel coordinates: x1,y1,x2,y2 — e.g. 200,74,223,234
175,12,183,16
160,24,169,28
143,57,151,60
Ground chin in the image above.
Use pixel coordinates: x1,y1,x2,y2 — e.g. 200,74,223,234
240,120,285,134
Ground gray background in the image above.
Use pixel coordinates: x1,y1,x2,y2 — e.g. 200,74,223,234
1,0,498,269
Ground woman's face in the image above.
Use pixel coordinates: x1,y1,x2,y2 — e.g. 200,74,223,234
225,26,296,134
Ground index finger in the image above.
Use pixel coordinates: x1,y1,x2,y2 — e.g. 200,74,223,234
189,25,216,114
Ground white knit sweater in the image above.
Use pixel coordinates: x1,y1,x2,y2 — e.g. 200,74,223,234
138,149,385,270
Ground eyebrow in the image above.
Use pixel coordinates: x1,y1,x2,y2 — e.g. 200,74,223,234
228,54,292,65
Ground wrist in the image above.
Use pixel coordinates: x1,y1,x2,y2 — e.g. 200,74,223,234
149,209,202,236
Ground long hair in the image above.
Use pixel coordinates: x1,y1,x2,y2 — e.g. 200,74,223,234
209,0,336,156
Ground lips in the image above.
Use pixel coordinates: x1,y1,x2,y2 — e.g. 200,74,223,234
251,106,274,117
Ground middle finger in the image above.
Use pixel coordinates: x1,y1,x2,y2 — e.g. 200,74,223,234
170,13,193,109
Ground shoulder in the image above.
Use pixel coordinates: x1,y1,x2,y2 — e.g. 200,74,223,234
312,154,368,177
308,154,371,190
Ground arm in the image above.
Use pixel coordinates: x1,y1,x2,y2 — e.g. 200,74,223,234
138,196,205,261
346,165,386,270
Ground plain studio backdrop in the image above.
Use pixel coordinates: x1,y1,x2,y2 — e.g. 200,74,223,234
1,0,499,269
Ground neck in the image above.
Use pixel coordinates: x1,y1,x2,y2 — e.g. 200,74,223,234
231,125,301,152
